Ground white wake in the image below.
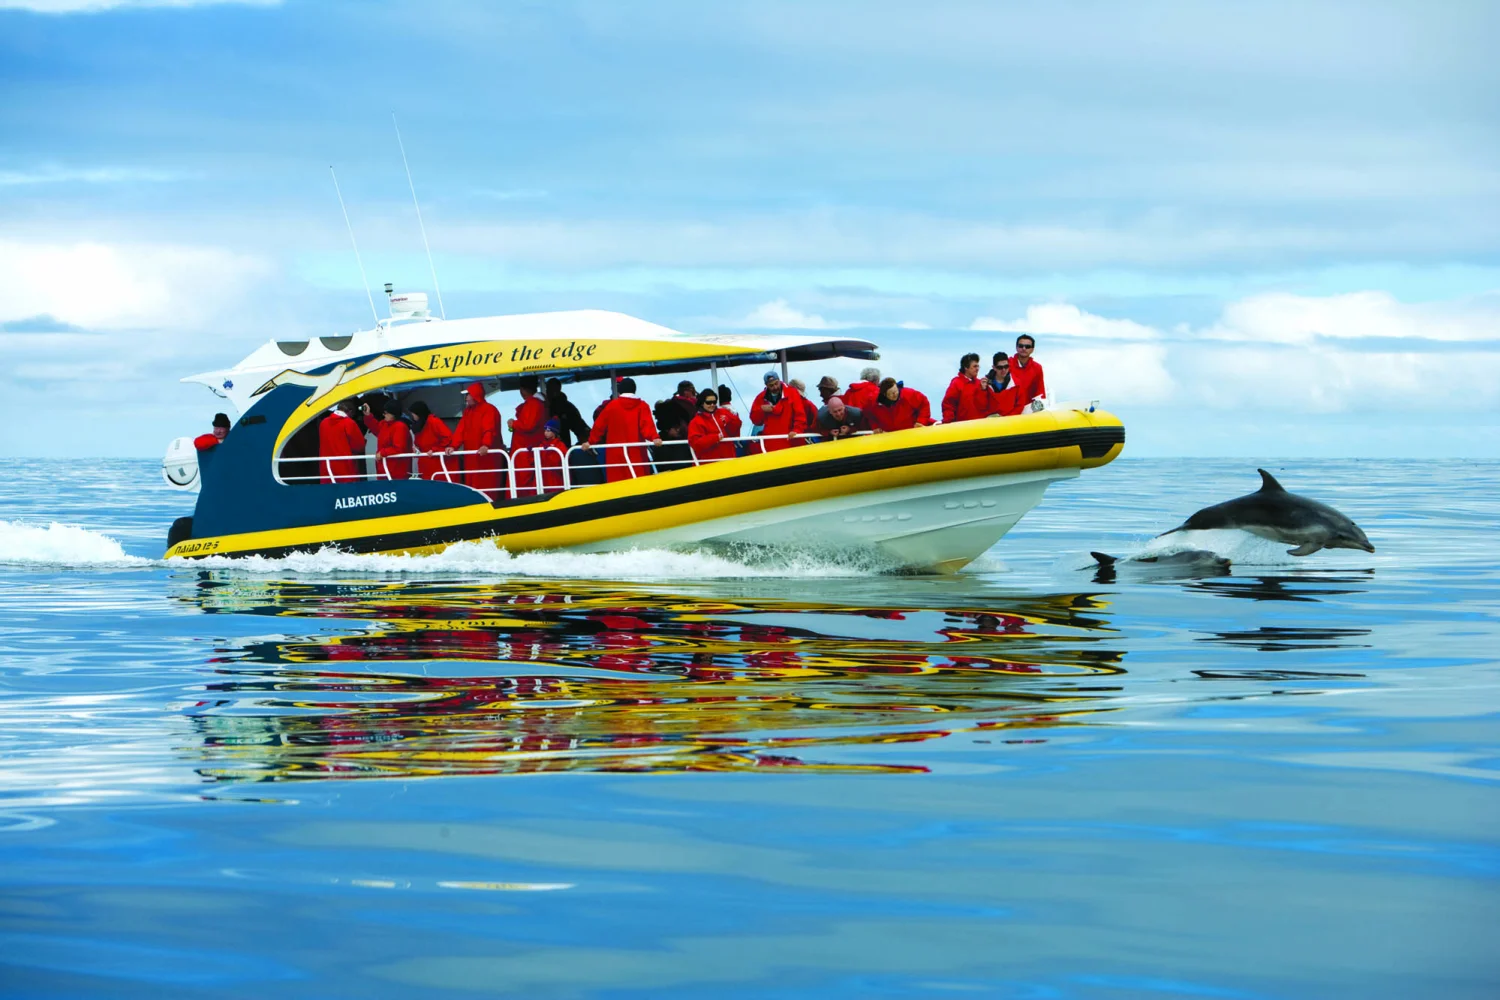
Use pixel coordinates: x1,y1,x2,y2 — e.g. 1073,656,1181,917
0,520,151,568
1095,528,1376,569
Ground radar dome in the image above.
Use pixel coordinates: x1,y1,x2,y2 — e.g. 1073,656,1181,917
389,292,429,318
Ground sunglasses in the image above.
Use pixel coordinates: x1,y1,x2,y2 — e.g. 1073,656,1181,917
703,398,718,404
1016,342,1034,349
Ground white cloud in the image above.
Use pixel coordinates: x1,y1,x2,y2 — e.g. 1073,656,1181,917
736,298,854,330
0,239,271,330
0,165,183,186
969,303,1160,340
897,321,931,330
0,0,277,12
1202,290,1500,345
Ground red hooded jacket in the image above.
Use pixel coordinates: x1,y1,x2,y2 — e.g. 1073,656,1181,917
414,414,454,482
451,383,505,495
509,393,550,492
374,418,413,480
842,380,879,411
750,384,807,451
941,374,991,423
687,409,737,462
1010,357,1046,409
589,394,659,482
868,386,934,432
319,410,368,483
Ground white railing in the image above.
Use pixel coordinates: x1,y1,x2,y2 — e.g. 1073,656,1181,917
279,430,880,501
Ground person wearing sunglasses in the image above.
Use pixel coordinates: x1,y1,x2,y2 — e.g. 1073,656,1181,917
984,351,1023,417
1010,335,1046,410
687,388,737,462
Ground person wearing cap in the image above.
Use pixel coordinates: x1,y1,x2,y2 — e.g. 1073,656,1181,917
667,380,698,428
585,377,663,482
508,374,549,492
815,376,841,404
687,387,737,463
842,367,881,411
193,413,232,451
751,371,807,452
319,400,368,483
537,419,568,493
867,377,934,432
407,401,454,482
446,382,505,496
373,398,413,480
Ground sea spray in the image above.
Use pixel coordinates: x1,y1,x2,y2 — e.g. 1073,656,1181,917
0,520,151,568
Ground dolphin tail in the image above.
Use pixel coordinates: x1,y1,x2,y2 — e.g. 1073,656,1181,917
1258,468,1287,492
1089,552,1119,567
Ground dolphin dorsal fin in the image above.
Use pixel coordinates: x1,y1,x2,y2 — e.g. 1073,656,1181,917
1257,468,1286,492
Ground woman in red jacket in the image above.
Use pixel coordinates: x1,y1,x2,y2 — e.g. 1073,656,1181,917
447,382,505,496
586,377,662,482
687,388,737,463
941,353,991,423
408,401,454,483
319,402,368,483
373,399,414,479
867,378,935,433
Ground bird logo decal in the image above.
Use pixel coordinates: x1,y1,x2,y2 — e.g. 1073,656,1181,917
252,354,424,406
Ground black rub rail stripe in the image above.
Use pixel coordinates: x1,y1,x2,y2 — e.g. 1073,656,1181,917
211,425,1123,559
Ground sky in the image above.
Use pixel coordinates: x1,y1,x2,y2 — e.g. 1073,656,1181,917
1,0,1497,457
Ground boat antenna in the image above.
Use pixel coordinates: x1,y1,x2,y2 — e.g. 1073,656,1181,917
392,112,446,319
329,165,380,326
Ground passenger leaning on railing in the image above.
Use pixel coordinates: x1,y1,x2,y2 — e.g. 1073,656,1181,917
537,420,567,493
370,398,413,479
319,400,368,483
868,378,935,432
687,388,736,462
813,396,868,440
447,382,505,495
407,401,453,481
193,412,231,451
584,377,662,482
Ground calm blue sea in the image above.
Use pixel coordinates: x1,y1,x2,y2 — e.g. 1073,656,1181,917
0,458,1495,999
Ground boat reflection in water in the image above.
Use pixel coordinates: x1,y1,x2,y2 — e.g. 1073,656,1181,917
172,576,1128,781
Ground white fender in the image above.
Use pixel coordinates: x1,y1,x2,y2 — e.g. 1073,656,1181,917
162,436,201,491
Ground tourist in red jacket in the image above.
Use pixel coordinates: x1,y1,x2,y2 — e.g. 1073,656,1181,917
750,372,807,451
716,384,744,439
446,382,505,496
984,352,1024,417
194,412,231,451
687,388,737,463
1009,335,1046,410
941,353,991,423
373,399,413,479
408,401,454,482
586,377,662,482
842,367,881,411
868,378,934,432
537,420,567,493
790,379,819,436
508,374,549,492
319,402,368,483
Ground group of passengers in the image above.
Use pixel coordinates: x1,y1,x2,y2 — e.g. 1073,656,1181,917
205,334,1046,495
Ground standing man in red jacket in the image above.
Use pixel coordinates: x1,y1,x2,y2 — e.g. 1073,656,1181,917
194,412,232,451
447,382,504,497
751,371,807,451
508,374,549,492
842,367,881,411
1010,335,1046,410
319,401,368,483
408,401,454,482
586,377,662,482
942,353,991,423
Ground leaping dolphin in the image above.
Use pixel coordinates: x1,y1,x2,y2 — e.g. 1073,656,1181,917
1160,469,1374,556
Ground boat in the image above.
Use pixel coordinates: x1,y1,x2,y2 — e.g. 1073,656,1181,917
161,293,1124,571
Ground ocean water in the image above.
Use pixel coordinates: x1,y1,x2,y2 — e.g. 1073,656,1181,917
0,457,1495,998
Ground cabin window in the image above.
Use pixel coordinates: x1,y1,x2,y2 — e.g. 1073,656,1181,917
276,341,309,356
320,335,353,351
